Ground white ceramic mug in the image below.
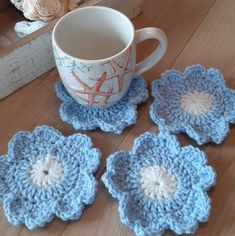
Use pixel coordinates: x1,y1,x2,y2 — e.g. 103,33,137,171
52,6,167,107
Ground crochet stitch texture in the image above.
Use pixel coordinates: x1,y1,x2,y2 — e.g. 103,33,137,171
102,132,216,236
55,76,148,134
149,64,235,144
0,126,101,229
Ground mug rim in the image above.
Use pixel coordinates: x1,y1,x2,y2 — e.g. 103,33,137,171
52,6,135,63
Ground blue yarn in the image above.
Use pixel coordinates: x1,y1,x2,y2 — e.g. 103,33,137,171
0,126,101,229
55,77,148,134
102,132,216,236
149,64,235,145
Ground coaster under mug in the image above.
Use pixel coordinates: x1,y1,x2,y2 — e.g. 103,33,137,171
55,76,148,134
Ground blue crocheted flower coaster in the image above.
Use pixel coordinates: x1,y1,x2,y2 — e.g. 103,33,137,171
102,132,216,236
0,126,101,229
149,64,235,145
55,77,148,134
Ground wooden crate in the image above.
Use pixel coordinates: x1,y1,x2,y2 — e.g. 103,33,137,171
0,0,143,100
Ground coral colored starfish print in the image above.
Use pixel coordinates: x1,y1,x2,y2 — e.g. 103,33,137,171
108,47,132,92
67,71,113,106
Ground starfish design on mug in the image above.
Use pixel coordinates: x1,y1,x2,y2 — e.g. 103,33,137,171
67,71,113,106
108,47,132,92
65,48,132,106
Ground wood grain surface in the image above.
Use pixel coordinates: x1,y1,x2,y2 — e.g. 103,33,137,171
0,0,235,235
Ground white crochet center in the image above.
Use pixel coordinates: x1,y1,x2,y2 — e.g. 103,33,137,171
30,155,64,188
140,165,177,201
181,91,213,115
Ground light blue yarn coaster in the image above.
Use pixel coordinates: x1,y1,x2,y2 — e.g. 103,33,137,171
0,126,101,229
55,77,148,134
149,64,235,145
102,131,216,236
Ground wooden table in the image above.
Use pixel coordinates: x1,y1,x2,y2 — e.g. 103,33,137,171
0,0,235,235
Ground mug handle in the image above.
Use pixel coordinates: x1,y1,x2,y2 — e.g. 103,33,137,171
135,27,168,75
